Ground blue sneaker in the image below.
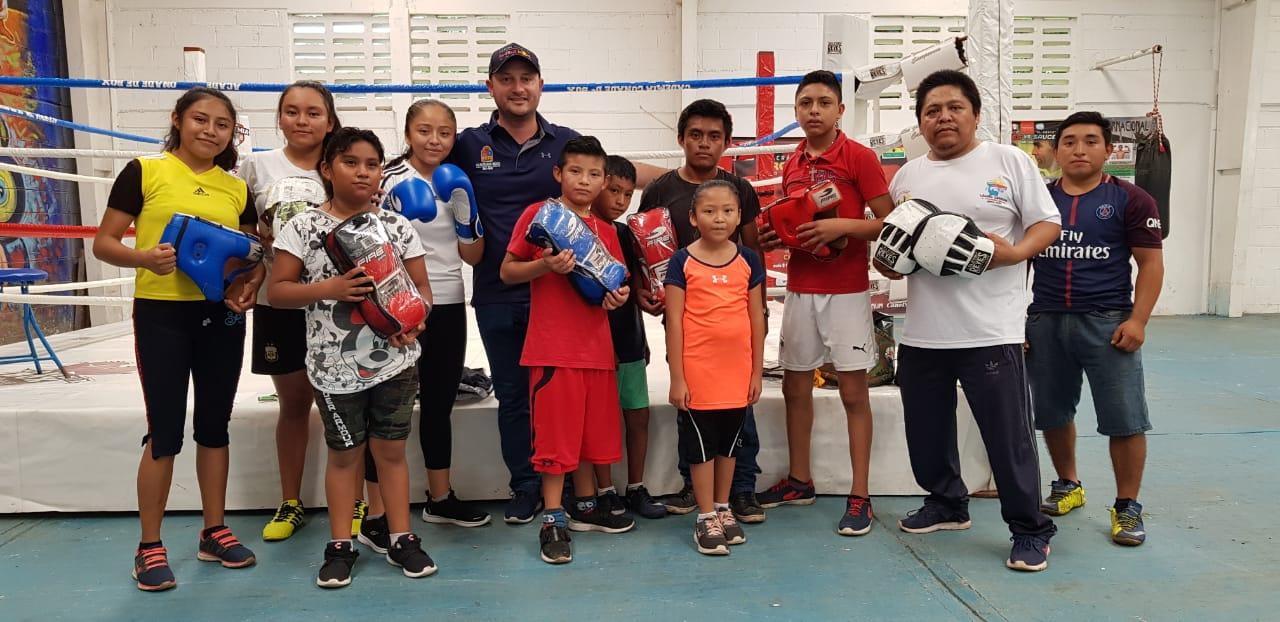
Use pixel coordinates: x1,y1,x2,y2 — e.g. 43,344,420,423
133,544,176,592
898,501,971,534
1110,500,1146,546
505,489,543,525
1006,533,1052,572
625,486,668,519
837,495,874,536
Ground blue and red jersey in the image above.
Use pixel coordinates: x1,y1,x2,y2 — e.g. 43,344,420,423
1030,175,1162,313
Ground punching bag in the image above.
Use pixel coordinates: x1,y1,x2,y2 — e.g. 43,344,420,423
1135,128,1172,240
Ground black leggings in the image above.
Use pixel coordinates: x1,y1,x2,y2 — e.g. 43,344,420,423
365,303,467,483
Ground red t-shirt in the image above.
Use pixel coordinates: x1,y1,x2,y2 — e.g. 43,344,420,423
780,131,890,294
507,201,624,370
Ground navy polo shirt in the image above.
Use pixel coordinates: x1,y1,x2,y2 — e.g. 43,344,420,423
447,113,580,306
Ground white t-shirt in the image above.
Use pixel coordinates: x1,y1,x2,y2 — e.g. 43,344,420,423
237,148,326,304
888,141,1061,348
380,160,466,305
274,208,425,394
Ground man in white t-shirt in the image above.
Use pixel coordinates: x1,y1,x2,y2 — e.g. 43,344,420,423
878,70,1062,572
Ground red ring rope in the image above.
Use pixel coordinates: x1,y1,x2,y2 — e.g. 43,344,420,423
0,223,135,238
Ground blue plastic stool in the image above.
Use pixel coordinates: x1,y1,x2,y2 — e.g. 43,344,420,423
0,268,67,377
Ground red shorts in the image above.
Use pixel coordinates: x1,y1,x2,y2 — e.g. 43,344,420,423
529,366,622,474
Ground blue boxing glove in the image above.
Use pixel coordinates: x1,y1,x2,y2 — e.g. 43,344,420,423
384,176,438,222
432,163,483,244
526,198,627,305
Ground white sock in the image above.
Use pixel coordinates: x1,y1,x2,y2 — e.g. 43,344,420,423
330,538,353,546
597,486,616,496
389,531,409,546
626,482,644,492
697,511,717,521
366,512,385,521
431,492,449,503
714,502,730,512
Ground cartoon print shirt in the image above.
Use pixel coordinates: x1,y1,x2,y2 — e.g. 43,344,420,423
274,208,426,394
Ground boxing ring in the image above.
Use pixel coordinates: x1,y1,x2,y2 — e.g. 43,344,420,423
0,26,994,513
0,301,992,513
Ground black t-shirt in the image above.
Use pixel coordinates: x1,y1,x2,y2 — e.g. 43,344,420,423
637,168,761,248
607,222,647,364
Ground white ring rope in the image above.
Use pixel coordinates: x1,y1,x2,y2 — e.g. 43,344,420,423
0,292,133,306
0,147,155,159
0,160,116,185
20,277,135,293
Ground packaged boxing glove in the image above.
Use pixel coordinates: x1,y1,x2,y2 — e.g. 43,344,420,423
873,198,940,274
911,211,996,278
756,180,845,258
324,212,429,338
526,198,627,305
626,207,677,303
263,176,326,240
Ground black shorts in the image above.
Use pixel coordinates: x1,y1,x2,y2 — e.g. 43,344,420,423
677,407,747,465
133,299,247,458
251,304,307,375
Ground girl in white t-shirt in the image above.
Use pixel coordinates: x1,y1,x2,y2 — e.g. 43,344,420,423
237,81,349,542
361,99,492,537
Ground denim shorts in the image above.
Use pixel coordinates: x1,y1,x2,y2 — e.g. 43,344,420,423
1026,310,1151,437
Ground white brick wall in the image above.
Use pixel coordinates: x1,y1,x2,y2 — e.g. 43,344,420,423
92,0,1226,315
1246,6,1280,314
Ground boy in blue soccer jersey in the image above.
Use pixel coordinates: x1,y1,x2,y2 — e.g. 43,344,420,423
1027,111,1165,547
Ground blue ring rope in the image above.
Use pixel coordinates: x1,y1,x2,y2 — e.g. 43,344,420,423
740,121,800,147
0,103,162,144
0,73,837,94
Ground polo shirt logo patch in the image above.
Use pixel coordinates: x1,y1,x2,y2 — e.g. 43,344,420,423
1096,203,1115,220
476,145,501,171
981,177,1010,207
193,187,209,196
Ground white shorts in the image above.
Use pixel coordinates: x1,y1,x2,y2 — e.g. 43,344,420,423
779,291,876,372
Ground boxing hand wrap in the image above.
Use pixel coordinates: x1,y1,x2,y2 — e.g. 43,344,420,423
911,211,995,278
526,198,627,306
263,176,325,240
432,163,483,244
626,207,677,302
755,180,844,258
873,198,940,274
160,213,264,301
323,211,429,338
384,176,439,223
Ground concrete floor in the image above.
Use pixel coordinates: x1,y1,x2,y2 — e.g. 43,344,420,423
1,315,1277,621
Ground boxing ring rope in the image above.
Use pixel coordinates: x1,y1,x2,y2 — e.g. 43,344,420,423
0,148,154,159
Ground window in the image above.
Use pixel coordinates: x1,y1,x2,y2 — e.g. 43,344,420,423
290,13,394,112
408,13,510,113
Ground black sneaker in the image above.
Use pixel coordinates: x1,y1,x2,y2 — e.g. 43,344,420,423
567,500,636,534
505,489,544,524
423,491,492,527
716,508,746,545
1006,533,1052,572
599,489,627,516
386,533,437,578
657,485,697,515
756,476,817,508
694,515,729,556
197,526,256,568
730,491,767,524
539,523,573,564
357,514,390,554
316,541,359,589
625,486,669,519
133,544,176,592
898,501,972,534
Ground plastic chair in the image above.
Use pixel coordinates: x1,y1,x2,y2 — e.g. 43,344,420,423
0,268,67,377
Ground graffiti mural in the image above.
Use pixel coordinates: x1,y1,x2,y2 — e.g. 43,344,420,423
0,0,83,344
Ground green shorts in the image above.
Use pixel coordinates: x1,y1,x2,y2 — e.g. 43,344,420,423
616,359,650,410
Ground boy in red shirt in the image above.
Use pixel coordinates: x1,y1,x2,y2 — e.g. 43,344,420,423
758,70,895,536
665,180,766,555
501,136,634,564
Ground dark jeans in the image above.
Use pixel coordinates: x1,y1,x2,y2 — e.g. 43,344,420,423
678,405,761,494
897,343,1055,538
475,302,539,495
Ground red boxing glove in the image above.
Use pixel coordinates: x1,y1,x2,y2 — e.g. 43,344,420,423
324,212,429,339
756,180,844,258
626,207,678,302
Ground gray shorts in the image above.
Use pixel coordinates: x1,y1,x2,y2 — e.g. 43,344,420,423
314,366,418,450
1026,310,1151,437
